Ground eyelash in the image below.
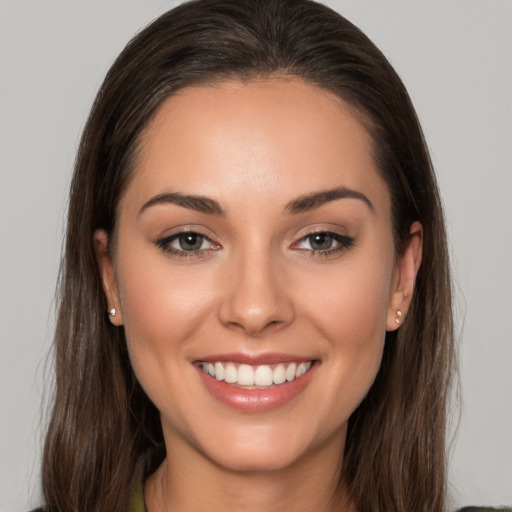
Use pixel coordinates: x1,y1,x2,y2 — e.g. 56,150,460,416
292,231,355,257
156,230,355,258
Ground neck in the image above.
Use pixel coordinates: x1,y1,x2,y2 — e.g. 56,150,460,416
145,430,354,512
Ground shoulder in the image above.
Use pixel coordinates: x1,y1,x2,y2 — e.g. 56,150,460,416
457,508,512,511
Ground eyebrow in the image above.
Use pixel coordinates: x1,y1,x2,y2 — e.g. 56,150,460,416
139,185,373,217
284,186,374,214
139,192,225,216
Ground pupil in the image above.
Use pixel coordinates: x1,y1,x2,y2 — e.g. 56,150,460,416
180,233,202,251
311,233,332,250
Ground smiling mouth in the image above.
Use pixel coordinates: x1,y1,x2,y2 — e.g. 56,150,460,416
198,361,314,388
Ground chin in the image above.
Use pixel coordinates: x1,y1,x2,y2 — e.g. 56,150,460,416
207,445,304,473
196,423,341,474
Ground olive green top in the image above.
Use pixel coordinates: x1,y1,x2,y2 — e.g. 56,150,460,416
127,486,146,512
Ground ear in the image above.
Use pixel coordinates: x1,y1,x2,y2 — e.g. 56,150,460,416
93,229,123,326
386,221,423,331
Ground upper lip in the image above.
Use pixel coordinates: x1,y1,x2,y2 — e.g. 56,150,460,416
194,352,315,365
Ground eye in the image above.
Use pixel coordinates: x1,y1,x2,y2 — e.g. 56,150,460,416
174,232,208,251
156,231,219,256
306,233,335,251
293,231,354,255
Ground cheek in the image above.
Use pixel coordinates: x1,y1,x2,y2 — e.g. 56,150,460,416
115,249,218,391
302,255,393,343
296,252,393,398
119,247,213,332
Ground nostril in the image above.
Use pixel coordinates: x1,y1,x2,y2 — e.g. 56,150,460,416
218,303,294,336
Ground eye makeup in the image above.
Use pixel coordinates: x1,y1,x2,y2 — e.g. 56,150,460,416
155,227,355,260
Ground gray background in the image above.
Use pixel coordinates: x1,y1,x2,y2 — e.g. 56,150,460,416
1,1,511,510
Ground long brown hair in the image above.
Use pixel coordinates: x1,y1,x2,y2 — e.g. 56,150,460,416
42,1,455,510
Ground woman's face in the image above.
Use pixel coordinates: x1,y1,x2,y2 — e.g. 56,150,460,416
96,78,420,473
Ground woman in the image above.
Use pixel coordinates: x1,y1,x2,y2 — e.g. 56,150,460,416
36,0,472,510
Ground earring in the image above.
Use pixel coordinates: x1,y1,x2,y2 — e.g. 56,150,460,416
108,307,116,318
395,310,402,325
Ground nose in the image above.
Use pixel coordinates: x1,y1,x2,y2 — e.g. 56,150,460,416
218,246,294,336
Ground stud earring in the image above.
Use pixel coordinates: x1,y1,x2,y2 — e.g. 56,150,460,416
395,310,402,325
108,307,116,318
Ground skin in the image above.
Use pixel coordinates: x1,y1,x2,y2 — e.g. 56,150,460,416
95,78,422,512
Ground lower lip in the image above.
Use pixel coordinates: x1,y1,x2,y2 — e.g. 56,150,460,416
196,364,317,412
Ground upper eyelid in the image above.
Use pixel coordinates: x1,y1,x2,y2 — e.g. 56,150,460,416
299,228,340,237
293,222,349,236
156,227,216,242
293,227,350,242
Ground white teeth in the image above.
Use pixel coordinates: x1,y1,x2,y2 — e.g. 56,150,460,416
296,362,307,377
237,364,254,385
200,360,313,387
254,365,273,386
286,362,296,381
224,362,237,383
214,362,224,381
273,364,286,384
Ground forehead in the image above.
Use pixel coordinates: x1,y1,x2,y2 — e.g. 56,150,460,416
122,78,390,215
